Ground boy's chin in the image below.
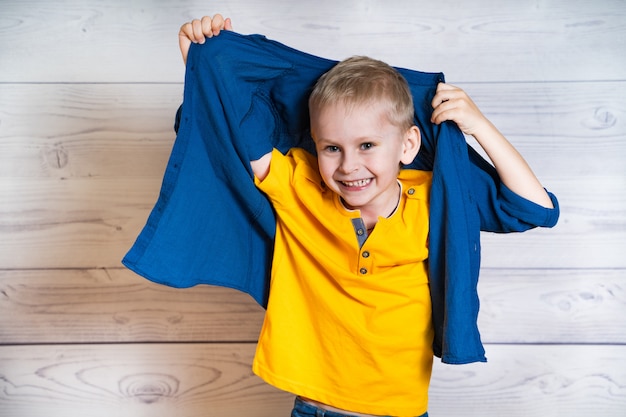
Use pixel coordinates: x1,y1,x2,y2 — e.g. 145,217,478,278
338,194,369,211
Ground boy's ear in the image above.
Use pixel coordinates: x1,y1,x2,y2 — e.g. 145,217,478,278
400,125,421,165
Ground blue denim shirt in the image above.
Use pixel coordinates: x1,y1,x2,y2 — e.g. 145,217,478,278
123,31,559,364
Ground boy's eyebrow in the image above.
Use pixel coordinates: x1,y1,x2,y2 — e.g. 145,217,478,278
315,134,383,144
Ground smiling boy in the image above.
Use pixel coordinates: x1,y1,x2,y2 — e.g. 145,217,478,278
249,55,433,417
174,14,557,417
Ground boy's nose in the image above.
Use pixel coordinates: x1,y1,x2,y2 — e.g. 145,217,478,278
339,153,359,174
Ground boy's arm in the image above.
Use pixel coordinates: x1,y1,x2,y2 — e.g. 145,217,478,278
431,83,554,209
178,15,273,180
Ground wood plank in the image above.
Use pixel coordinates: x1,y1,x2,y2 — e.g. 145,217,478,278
0,1,624,83
0,177,160,269
0,268,264,344
0,174,623,269
476,268,626,344
0,343,624,416
460,81,626,179
1,81,623,178
0,83,181,179
1,268,623,345
0,343,293,417
0,81,624,269
480,174,626,269
430,344,626,416
0,4,622,417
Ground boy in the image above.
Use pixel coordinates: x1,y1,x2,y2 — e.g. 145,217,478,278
175,14,556,417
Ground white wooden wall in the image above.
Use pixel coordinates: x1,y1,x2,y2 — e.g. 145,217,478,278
1,1,625,416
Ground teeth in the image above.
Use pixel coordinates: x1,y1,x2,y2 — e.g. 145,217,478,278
342,178,371,187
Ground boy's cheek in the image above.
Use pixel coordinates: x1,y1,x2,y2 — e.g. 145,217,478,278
317,160,335,183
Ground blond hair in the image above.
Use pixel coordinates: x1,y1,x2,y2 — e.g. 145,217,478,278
308,56,414,129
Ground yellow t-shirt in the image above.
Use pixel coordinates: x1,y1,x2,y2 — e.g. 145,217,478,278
253,148,433,416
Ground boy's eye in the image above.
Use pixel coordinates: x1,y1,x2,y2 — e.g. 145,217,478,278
326,145,340,153
361,142,374,150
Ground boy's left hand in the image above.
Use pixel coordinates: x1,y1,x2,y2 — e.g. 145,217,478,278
430,83,491,137
179,14,233,64
431,83,554,209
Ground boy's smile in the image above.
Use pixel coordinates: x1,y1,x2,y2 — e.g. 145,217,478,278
340,178,372,189
311,100,420,226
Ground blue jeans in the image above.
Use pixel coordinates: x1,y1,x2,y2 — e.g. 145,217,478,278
290,397,428,417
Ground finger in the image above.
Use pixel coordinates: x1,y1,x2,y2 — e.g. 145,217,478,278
431,84,463,109
201,16,214,39
437,82,458,91
178,20,205,51
192,18,207,42
210,14,225,35
431,107,462,126
179,22,194,40
431,92,451,111
430,105,448,125
224,17,233,31
430,97,461,125
178,22,195,63
431,84,448,109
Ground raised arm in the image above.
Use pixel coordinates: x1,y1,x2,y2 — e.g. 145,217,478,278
430,83,554,208
177,15,272,180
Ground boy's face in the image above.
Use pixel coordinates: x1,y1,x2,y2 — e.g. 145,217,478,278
311,100,420,218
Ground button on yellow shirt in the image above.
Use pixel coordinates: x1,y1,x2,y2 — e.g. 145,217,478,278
253,148,433,417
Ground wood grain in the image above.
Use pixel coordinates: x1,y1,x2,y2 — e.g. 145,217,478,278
1,268,623,345
430,344,626,416
460,81,626,178
1,175,623,269
0,268,264,344
1,81,624,269
0,343,624,417
1,0,624,416
0,343,293,417
480,175,626,269
1,81,624,179
0,83,181,179
0,0,624,83
476,268,626,344
0,177,159,269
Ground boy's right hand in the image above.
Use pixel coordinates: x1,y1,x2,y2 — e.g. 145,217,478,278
179,14,233,64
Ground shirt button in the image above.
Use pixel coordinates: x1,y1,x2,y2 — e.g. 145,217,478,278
360,268,368,275
408,188,415,195
357,228,365,236
362,251,370,258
